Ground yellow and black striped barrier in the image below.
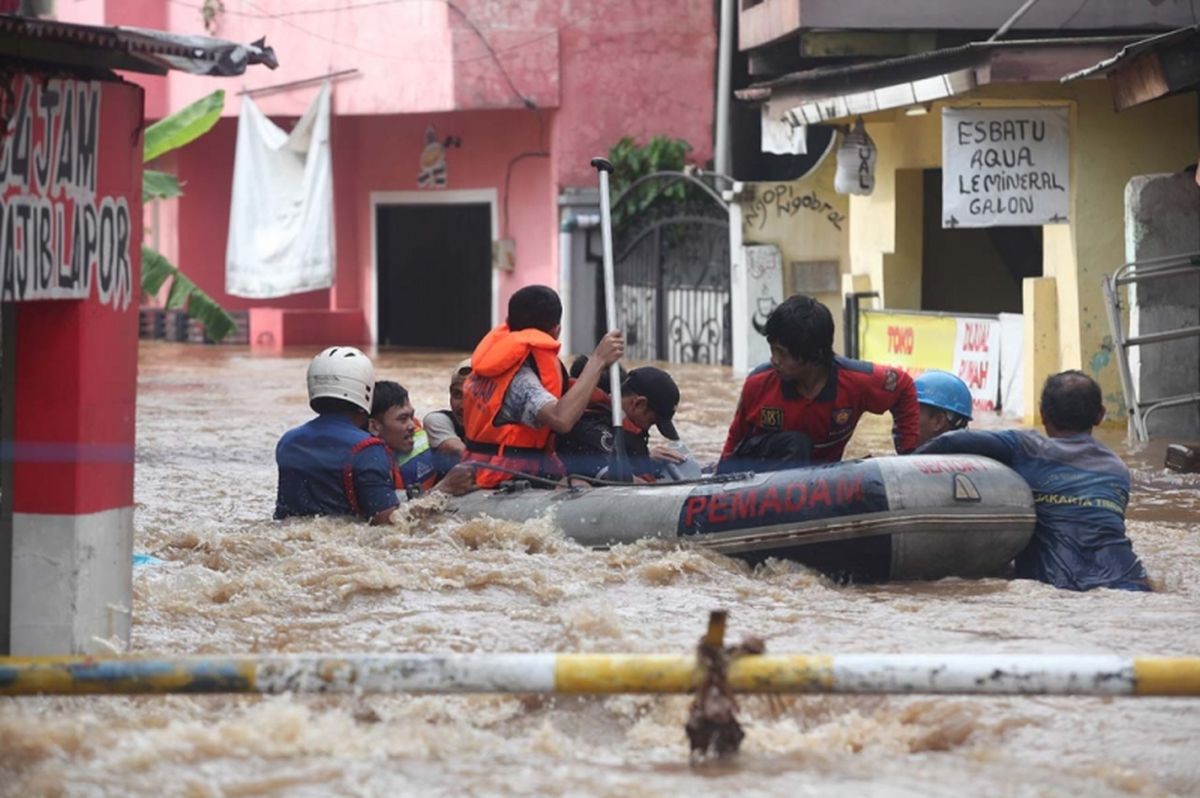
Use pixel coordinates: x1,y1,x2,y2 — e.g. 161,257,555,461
3,653,1200,697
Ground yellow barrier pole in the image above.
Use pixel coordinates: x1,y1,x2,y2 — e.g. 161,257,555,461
3,654,1200,697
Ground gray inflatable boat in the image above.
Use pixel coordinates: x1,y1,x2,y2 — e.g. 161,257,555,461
447,455,1036,581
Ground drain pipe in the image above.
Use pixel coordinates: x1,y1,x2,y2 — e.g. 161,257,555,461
714,0,734,176
560,210,600,355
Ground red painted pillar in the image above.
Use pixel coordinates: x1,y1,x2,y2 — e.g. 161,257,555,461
1,72,142,654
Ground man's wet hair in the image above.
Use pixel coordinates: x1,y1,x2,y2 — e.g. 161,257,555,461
507,285,562,333
370,380,410,418
1040,370,1103,432
754,294,835,367
569,354,627,394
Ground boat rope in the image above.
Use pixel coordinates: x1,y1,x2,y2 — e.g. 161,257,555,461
466,461,756,490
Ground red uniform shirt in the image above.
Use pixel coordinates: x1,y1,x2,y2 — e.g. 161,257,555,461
721,357,919,464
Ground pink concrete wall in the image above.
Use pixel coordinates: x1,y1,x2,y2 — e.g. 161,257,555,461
347,108,556,321
58,0,717,344
166,107,555,326
164,1,457,117
553,1,717,187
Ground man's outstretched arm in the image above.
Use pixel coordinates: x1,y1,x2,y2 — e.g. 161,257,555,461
914,429,1016,466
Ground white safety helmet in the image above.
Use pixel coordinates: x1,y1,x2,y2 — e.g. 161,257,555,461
306,346,375,413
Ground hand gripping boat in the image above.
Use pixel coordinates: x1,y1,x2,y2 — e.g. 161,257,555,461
448,455,1036,581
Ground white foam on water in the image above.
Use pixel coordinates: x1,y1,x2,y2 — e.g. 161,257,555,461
2,345,1198,797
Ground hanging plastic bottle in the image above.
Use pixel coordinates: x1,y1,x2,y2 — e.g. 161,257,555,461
834,117,877,196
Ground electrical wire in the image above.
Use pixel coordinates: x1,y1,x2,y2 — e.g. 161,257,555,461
1056,0,1093,30
444,0,532,106
169,0,600,66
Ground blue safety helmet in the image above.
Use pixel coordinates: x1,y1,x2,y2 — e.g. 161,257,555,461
915,370,973,420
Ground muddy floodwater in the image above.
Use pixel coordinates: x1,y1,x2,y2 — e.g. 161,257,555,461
3,343,1200,797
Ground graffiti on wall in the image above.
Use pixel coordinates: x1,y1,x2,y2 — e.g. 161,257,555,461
744,183,847,232
0,77,133,310
417,126,462,189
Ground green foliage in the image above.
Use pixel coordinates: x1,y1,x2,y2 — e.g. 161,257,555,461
142,169,182,202
142,246,236,342
607,136,696,231
144,89,225,163
142,89,236,342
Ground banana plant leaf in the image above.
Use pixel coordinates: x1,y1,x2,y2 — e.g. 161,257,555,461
144,89,225,163
143,169,182,202
142,245,237,342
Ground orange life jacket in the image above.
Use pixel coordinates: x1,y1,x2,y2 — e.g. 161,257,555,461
462,324,565,487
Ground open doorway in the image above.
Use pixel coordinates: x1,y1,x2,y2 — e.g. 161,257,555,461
921,169,1042,314
373,193,494,350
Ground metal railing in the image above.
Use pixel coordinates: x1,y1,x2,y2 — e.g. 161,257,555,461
1102,250,1200,443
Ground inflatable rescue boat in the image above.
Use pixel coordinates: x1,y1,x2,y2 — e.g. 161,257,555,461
448,455,1036,581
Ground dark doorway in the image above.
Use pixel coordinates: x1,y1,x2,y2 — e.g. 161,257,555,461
375,203,492,349
921,169,1042,315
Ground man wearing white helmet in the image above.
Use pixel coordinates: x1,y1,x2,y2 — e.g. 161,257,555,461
274,346,400,524
914,370,973,446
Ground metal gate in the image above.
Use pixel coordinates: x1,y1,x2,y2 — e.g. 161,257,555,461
602,174,731,365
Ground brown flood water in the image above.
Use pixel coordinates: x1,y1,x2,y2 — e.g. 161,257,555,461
3,343,1200,797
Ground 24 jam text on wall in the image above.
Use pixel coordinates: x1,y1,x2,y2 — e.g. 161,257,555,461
0,77,133,310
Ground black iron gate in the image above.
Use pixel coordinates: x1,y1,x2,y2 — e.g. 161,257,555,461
599,175,731,365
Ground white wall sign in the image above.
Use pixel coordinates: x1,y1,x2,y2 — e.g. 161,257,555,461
744,244,784,368
942,107,1069,228
0,77,134,310
952,316,1001,414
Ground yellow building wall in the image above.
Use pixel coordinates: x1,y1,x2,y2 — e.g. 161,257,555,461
740,145,851,348
839,80,1197,419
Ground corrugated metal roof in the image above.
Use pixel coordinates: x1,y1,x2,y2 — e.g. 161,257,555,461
741,36,1137,102
0,13,278,76
1061,25,1200,82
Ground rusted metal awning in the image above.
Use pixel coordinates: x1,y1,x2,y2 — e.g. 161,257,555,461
1061,25,1200,110
0,13,278,76
741,37,1135,124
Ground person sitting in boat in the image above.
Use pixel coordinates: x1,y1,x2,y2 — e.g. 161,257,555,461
369,380,472,497
422,357,471,473
719,294,920,472
557,361,699,481
916,370,1150,592
915,370,973,446
462,284,625,488
274,346,399,524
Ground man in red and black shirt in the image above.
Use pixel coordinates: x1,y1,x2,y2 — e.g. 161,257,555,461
719,295,919,471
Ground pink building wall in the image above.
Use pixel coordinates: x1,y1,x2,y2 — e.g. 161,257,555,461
58,0,716,346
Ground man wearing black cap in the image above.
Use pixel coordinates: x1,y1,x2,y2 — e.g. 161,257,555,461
556,365,694,481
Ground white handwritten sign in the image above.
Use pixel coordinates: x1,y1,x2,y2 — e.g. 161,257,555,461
0,76,133,309
744,245,784,369
942,107,1069,228
952,317,1001,413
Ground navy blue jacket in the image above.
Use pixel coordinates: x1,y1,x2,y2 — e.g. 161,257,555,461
917,429,1149,591
275,414,399,521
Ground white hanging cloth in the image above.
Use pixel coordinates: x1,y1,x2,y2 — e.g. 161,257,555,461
225,82,334,298
761,106,807,155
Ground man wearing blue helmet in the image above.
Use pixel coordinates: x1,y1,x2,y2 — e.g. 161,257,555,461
915,370,973,446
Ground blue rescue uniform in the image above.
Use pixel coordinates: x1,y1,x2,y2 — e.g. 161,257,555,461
917,429,1149,591
275,414,400,520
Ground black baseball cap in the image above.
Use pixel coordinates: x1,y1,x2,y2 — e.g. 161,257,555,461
623,367,680,440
